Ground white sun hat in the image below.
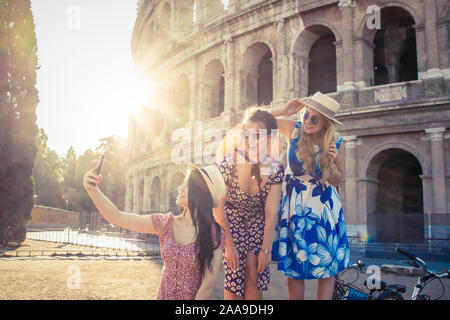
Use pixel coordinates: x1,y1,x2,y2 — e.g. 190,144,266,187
188,164,226,208
300,91,342,125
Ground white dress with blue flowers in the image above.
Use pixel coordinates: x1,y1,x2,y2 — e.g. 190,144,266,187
272,121,350,280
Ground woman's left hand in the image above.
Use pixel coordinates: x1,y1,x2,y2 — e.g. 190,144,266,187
257,250,271,274
328,141,337,162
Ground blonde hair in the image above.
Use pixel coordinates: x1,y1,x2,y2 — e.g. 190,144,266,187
297,111,338,187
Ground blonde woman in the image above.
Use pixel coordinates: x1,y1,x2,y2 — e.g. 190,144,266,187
270,92,350,300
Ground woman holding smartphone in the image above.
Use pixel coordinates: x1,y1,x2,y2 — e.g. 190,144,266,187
270,92,350,300
83,162,226,300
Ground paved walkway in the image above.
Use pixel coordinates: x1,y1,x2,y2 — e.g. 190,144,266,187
2,239,449,300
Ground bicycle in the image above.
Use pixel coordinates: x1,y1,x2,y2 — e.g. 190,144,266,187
333,260,407,300
376,246,450,300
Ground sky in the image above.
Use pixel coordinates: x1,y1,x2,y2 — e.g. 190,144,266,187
30,0,139,157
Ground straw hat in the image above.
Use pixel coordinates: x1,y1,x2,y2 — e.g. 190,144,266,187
300,91,342,125
188,164,226,208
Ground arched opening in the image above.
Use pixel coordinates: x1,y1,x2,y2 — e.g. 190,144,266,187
291,25,337,97
307,26,337,95
241,42,273,107
257,50,273,105
169,172,185,216
367,148,424,243
171,75,191,129
150,177,161,213
203,59,225,119
371,7,418,86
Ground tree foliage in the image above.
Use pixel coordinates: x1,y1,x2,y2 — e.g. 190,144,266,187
0,0,39,245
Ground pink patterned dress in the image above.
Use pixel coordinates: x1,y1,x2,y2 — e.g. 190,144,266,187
151,213,225,300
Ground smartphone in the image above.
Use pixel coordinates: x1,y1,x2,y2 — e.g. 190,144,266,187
90,154,104,186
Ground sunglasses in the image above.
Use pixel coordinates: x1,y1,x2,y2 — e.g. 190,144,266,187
303,112,321,126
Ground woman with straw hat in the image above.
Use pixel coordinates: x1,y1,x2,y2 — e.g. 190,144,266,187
83,163,226,300
269,91,350,300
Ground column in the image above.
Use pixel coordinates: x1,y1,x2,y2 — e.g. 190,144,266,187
342,136,364,238
224,37,235,112
274,19,287,104
132,173,139,214
423,0,440,71
425,127,447,213
143,171,150,212
339,1,355,85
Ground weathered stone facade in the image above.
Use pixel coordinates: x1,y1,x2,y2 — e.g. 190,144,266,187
127,0,450,242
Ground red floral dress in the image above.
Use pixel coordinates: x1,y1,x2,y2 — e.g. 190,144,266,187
151,213,225,300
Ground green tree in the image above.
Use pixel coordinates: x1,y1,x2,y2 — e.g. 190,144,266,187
0,0,39,244
61,146,79,210
32,128,64,208
95,135,127,211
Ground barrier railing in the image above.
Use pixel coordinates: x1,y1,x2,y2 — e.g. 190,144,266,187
26,230,160,254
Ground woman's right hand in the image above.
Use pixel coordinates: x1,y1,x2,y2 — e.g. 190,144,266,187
224,242,239,272
282,98,305,116
83,165,102,192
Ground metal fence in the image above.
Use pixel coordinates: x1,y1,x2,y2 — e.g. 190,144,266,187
26,229,160,253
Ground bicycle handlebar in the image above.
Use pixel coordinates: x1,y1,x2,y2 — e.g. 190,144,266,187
395,246,416,261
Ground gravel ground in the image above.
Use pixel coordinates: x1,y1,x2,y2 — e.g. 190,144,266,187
1,239,449,300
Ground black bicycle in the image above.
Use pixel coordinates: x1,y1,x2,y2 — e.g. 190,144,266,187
333,247,450,300
333,260,407,300
377,246,450,300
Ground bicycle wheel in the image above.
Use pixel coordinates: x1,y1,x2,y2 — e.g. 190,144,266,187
376,290,405,300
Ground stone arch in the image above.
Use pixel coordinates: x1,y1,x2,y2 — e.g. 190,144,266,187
290,20,341,55
240,41,274,108
355,1,422,38
202,58,225,119
291,24,337,97
360,142,429,179
358,5,419,86
364,146,426,243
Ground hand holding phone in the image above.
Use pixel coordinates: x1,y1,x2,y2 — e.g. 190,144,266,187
89,154,104,187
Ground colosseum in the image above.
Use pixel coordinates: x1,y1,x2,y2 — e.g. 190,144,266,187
126,0,450,248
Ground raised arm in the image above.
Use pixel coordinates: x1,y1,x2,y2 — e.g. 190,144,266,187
267,98,305,139
83,165,157,234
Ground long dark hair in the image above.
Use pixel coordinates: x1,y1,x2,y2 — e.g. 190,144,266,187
185,168,221,278
242,108,279,213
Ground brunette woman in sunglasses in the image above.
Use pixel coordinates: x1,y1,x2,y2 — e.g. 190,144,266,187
213,108,285,300
268,92,350,300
